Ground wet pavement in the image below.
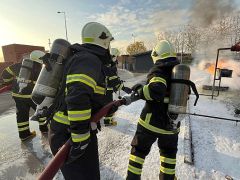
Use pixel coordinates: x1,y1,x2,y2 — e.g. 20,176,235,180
0,93,63,180
0,92,15,115
0,72,239,179
0,70,139,180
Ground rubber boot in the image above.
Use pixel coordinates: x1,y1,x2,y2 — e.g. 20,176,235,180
21,131,36,141
104,119,117,126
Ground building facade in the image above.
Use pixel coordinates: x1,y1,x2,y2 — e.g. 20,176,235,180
2,44,45,63
0,44,45,83
117,51,193,73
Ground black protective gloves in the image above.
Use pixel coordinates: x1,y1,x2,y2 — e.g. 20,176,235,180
123,83,144,105
122,86,132,94
131,83,143,95
66,138,90,164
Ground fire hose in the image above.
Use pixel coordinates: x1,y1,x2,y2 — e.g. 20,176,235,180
38,99,125,180
0,85,12,94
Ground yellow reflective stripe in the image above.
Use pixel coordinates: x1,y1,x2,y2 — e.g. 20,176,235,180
53,111,70,125
116,83,123,90
3,77,14,82
39,121,46,125
143,85,152,100
108,76,118,80
66,74,96,90
18,126,29,132
120,83,124,90
157,97,169,103
160,156,176,164
149,77,167,87
68,109,91,121
6,67,15,76
138,118,179,134
115,84,120,89
107,87,114,90
129,155,144,165
94,85,105,95
12,93,32,98
83,37,94,43
160,166,175,175
104,116,113,120
161,52,176,59
71,132,90,143
164,97,169,103
65,87,68,95
128,164,142,175
161,52,171,58
145,113,152,124
17,121,29,126
39,117,46,125
39,117,47,122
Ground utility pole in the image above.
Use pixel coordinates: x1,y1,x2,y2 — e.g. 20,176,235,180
132,34,136,43
57,11,68,41
48,39,51,49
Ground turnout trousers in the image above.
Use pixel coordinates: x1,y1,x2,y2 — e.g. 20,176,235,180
104,90,115,125
127,124,179,180
49,120,100,180
13,96,48,139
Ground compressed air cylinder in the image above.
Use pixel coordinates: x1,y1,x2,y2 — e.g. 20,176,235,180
168,64,190,114
17,59,34,93
32,39,71,105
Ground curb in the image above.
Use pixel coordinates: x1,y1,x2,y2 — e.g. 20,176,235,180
183,116,194,165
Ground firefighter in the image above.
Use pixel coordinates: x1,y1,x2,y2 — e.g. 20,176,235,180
0,50,47,141
49,22,117,180
104,47,132,126
125,40,180,180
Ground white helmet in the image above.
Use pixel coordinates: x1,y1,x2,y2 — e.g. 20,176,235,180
30,50,45,64
151,40,176,63
110,48,120,57
82,22,114,49
110,48,120,62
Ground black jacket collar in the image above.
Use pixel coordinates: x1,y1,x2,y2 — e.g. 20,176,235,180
154,57,180,68
70,43,111,65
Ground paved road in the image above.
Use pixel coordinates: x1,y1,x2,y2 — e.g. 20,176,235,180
0,92,15,115
0,71,141,179
0,91,63,179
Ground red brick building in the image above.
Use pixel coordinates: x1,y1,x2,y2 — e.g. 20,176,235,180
2,44,45,63
0,44,45,83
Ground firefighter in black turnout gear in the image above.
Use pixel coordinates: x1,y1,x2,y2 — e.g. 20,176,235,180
103,47,132,126
0,50,47,141
125,40,180,180
49,22,115,180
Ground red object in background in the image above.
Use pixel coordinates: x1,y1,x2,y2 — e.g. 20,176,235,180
0,85,12,94
231,42,240,51
38,99,126,180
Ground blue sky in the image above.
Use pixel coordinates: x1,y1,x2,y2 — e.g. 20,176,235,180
0,0,239,61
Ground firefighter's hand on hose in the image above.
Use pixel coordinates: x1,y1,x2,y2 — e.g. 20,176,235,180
122,86,132,94
122,95,132,105
131,83,143,94
123,91,141,105
66,138,90,164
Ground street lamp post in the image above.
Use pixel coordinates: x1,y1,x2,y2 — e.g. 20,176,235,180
132,34,135,43
57,11,68,41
